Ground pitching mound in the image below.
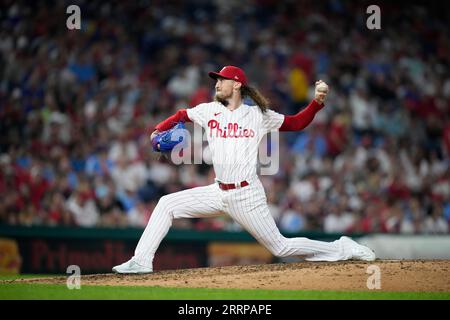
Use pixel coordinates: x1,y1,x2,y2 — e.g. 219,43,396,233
15,260,450,292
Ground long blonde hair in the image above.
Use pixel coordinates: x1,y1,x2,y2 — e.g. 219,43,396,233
241,85,270,113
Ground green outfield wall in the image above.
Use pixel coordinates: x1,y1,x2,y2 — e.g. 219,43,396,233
0,225,356,274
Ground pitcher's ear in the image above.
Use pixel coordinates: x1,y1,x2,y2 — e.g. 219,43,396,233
233,81,242,91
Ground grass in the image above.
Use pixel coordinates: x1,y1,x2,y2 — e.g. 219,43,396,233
0,274,58,280
1,282,449,300
1,274,449,300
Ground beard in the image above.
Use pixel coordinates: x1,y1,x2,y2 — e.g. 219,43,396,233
214,92,230,106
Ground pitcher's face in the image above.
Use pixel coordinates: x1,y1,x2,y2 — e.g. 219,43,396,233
214,78,235,100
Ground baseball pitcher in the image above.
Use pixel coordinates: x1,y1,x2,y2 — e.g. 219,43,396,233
113,66,375,274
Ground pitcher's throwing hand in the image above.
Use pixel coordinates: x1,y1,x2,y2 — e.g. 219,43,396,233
315,80,329,105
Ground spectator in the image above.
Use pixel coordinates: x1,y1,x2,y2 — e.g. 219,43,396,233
66,188,100,227
45,192,73,226
422,205,449,234
323,198,355,233
110,156,147,193
279,206,306,233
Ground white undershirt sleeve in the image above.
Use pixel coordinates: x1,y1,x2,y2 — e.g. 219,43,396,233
262,109,285,134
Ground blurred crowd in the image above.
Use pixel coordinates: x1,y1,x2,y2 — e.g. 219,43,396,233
1,0,449,234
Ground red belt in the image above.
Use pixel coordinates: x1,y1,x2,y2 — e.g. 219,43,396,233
218,180,249,191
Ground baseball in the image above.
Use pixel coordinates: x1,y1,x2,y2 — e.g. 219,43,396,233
316,81,329,93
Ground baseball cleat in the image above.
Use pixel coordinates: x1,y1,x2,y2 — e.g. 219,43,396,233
112,259,153,274
340,236,376,261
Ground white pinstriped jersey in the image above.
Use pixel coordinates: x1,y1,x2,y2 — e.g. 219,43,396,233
187,102,284,183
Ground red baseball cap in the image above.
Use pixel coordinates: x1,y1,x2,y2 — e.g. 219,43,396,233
208,66,248,86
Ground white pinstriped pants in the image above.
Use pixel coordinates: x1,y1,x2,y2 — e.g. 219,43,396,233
133,178,351,268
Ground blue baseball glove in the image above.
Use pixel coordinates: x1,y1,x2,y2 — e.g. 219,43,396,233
151,122,187,153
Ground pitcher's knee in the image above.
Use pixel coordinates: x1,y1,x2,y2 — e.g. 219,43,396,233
268,244,290,258
155,195,176,216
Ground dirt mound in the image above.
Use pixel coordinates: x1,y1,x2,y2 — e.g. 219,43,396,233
10,260,450,292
